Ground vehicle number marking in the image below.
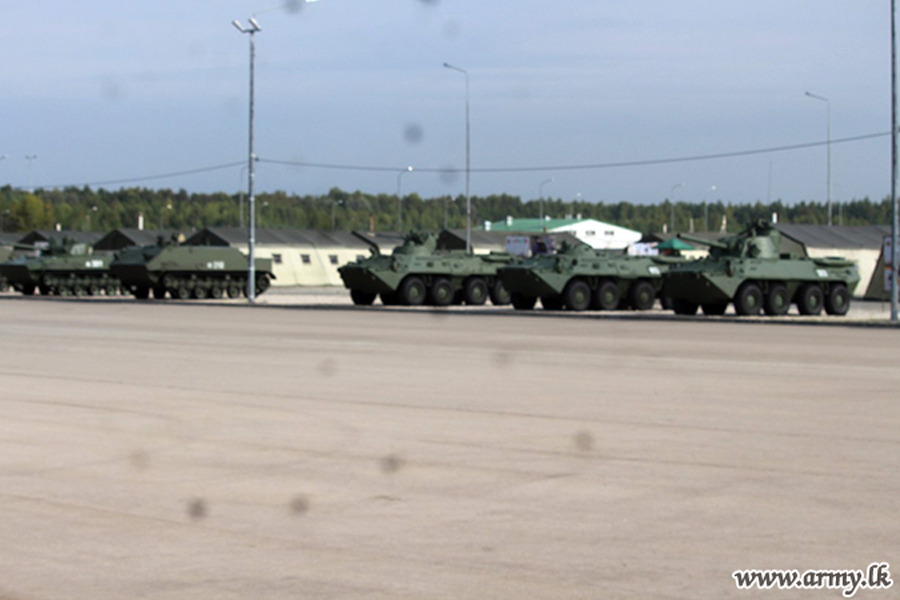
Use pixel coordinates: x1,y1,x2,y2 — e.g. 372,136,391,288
647,266,661,275
84,259,104,268
206,261,225,270
816,268,829,278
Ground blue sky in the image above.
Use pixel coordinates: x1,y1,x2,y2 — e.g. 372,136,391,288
0,1,894,207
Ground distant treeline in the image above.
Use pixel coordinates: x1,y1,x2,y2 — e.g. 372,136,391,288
0,185,895,235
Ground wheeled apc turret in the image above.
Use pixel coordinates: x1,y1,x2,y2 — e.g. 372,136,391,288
338,231,514,306
665,220,860,316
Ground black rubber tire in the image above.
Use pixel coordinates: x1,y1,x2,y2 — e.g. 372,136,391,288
489,279,511,306
429,278,454,307
563,280,591,311
629,280,656,311
176,286,192,300
764,284,790,316
592,280,620,311
701,303,728,316
672,298,699,315
399,276,427,306
734,282,763,316
541,295,564,310
134,286,150,300
463,277,488,306
350,289,377,305
193,286,210,300
152,286,167,299
824,283,850,316
510,292,537,310
797,283,824,316
209,286,225,300
21,283,36,296
227,284,242,299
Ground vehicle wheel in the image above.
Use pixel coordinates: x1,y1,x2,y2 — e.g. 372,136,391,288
489,279,511,305
672,299,699,315
399,276,426,306
824,283,850,316
350,289,377,305
72,284,86,297
429,278,454,306
701,303,728,315
152,286,167,299
105,283,119,296
176,285,192,300
193,286,210,300
541,295,564,310
764,284,790,316
563,280,591,311
21,283,36,296
38,284,51,296
134,286,150,300
797,283,824,316
227,283,243,299
463,277,488,305
592,280,620,311
628,280,656,311
209,285,224,300
734,282,763,316
256,274,271,294
511,292,537,310
87,283,100,296
380,292,400,306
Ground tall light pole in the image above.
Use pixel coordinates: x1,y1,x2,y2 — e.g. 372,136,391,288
892,0,898,322
233,17,261,302
805,91,833,227
443,62,471,253
539,177,553,230
397,166,413,231
25,155,37,193
669,182,684,232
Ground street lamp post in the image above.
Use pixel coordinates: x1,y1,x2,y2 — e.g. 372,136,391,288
233,16,262,302
805,91,833,227
397,166,413,231
25,155,37,193
443,62,471,253
539,177,553,230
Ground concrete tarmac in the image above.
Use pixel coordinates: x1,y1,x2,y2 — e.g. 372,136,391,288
0,298,898,599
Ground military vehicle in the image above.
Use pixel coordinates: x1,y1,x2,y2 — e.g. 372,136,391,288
665,220,860,316
0,245,12,292
338,231,514,306
0,238,120,296
498,240,679,311
111,237,275,300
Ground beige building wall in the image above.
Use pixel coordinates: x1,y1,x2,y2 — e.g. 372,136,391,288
234,244,368,286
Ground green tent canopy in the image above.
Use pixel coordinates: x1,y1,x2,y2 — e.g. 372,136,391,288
656,238,696,251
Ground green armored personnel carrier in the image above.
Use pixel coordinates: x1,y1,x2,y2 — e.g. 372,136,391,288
0,245,12,292
338,231,513,306
498,240,679,311
110,237,274,300
0,238,120,296
665,220,860,316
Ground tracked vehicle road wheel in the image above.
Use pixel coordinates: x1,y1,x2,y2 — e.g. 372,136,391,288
175,285,192,300
629,280,656,311
824,283,850,316
511,293,537,310
350,289,377,305
227,283,243,299
429,278,454,306
797,283,824,316
592,280,620,311
734,282,763,316
399,276,426,306
463,277,488,305
563,280,591,311
489,280,511,306
764,284,790,316
209,285,224,299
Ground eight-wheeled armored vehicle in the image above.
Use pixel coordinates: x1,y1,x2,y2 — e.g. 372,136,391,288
110,237,274,300
338,231,514,306
498,240,680,311
665,220,860,316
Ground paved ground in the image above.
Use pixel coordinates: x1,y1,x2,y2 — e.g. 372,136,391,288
0,296,898,599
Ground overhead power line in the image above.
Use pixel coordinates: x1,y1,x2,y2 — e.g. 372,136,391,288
37,161,246,190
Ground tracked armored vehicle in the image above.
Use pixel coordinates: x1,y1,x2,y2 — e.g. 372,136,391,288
338,231,513,306
111,237,274,300
498,240,679,311
0,238,120,296
0,245,11,292
665,220,860,316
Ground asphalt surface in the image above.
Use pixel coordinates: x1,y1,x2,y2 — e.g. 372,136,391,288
0,296,898,599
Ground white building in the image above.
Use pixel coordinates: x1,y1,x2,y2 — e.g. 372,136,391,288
483,217,642,250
